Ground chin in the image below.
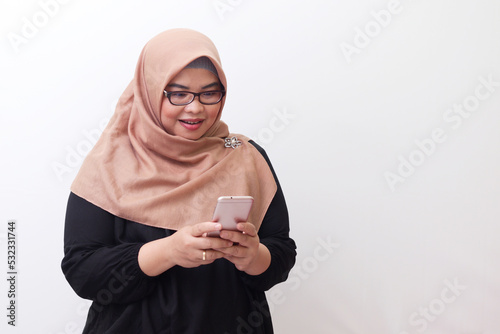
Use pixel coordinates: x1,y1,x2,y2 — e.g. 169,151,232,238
180,132,204,140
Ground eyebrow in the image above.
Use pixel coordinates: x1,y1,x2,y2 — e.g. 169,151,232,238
201,82,221,89
166,82,221,90
166,83,189,89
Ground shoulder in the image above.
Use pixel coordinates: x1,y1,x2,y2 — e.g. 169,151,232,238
247,140,280,183
248,140,270,162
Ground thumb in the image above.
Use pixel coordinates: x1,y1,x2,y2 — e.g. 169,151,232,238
191,222,222,237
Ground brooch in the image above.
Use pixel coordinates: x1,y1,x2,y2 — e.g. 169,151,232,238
224,136,242,149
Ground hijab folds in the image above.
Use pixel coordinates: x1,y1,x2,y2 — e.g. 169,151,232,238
70,28,277,231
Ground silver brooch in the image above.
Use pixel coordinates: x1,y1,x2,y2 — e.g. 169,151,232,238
224,136,242,149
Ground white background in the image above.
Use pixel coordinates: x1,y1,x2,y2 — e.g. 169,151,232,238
1,0,500,333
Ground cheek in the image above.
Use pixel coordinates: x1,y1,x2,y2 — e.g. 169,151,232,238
207,106,221,122
159,101,180,132
160,101,177,121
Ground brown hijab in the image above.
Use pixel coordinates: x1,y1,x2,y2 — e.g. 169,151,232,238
70,28,277,231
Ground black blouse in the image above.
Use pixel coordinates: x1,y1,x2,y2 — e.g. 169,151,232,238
61,142,296,334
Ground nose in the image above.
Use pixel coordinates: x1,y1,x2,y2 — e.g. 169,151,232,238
184,96,204,114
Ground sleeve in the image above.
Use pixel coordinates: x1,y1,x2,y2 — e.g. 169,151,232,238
61,192,159,304
239,141,297,291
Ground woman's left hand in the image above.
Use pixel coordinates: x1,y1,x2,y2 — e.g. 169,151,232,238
216,222,271,275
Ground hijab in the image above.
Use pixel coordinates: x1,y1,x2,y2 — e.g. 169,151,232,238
70,28,277,231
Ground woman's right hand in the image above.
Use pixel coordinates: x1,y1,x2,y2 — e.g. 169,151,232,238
168,222,235,268
138,222,233,276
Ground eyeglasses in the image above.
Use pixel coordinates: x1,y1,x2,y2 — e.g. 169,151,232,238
163,90,226,106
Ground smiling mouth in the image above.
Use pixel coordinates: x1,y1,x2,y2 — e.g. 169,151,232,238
180,120,203,125
179,119,205,131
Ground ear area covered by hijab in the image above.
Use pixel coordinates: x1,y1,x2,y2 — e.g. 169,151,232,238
70,28,277,231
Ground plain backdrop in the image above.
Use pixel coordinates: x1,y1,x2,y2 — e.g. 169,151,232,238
1,0,500,333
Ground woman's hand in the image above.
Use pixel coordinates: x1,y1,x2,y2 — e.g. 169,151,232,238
217,222,271,276
169,222,234,267
138,222,233,276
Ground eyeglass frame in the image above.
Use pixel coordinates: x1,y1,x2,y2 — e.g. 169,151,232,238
163,89,226,106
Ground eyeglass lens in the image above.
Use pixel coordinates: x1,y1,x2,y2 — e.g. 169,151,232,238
168,91,223,105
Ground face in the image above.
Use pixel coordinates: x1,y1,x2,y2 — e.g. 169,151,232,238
160,68,223,140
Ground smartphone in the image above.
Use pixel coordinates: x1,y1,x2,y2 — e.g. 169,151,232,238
207,196,254,237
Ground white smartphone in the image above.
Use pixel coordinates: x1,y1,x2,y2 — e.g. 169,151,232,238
207,196,254,237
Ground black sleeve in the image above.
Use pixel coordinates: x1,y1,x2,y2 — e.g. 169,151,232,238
61,193,159,304
239,141,297,291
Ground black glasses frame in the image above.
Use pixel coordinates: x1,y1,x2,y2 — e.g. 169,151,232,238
163,90,226,106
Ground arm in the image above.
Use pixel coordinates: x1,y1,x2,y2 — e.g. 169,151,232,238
137,222,233,277
240,181,297,291
219,141,297,291
62,192,232,292
61,192,159,303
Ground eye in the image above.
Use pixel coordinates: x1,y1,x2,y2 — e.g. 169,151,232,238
171,92,189,98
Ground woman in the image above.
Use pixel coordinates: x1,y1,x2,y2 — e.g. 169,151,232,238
62,28,296,334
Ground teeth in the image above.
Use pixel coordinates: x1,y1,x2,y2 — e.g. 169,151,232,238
183,120,201,124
